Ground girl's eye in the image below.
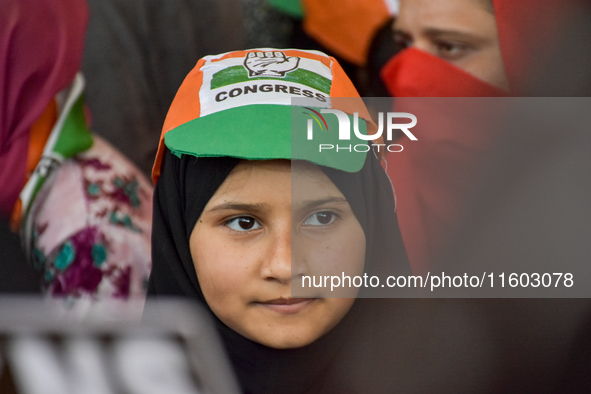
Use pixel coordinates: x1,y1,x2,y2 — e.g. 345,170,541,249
226,217,261,232
303,211,337,226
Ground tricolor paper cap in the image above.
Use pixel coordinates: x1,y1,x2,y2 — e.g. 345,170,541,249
152,48,373,183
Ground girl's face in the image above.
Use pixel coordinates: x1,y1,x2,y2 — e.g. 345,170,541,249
394,0,509,89
189,160,366,349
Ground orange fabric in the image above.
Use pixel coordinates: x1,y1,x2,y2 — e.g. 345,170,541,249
329,58,363,98
302,0,391,66
10,199,22,232
26,99,57,177
10,99,57,230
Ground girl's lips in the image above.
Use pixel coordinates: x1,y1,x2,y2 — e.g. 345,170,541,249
257,298,316,314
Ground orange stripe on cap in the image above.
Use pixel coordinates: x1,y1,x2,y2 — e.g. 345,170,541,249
152,58,205,184
328,57,382,147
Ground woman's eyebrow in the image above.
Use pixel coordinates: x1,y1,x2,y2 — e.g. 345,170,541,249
296,197,349,211
207,202,271,213
423,28,488,43
393,29,412,41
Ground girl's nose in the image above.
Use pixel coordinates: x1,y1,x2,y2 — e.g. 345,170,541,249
260,225,292,284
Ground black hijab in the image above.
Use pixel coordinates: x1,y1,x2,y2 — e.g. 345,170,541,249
149,147,410,393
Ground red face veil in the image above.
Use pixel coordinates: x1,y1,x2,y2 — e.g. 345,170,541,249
0,0,88,218
380,47,508,97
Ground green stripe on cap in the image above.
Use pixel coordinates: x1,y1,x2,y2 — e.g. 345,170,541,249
164,104,367,172
211,66,332,95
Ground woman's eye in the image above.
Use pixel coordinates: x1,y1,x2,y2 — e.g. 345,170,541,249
434,40,470,60
226,217,261,232
393,31,412,49
303,211,337,226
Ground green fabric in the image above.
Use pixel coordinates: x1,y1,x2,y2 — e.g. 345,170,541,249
54,94,94,159
24,94,94,220
165,104,367,173
211,66,331,95
267,0,304,18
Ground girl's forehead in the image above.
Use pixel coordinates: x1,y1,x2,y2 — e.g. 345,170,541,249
208,159,345,204
230,159,292,174
228,159,332,182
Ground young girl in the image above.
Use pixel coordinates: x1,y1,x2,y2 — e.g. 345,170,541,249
148,49,414,392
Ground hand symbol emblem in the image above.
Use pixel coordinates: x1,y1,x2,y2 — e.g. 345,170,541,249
244,51,300,78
